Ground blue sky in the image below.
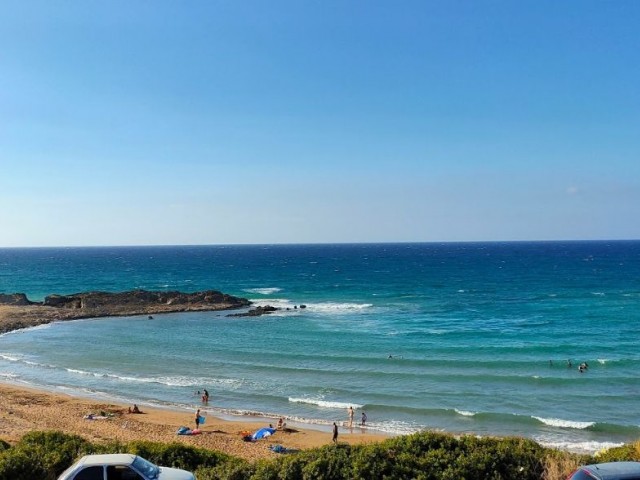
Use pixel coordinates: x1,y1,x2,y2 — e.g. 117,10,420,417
1,1,639,246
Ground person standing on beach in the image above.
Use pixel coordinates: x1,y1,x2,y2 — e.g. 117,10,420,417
332,422,339,443
361,411,367,426
195,409,201,430
348,406,354,428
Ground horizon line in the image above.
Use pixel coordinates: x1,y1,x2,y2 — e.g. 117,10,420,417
1,238,639,249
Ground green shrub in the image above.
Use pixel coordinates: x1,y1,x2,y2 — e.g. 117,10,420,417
0,431,93,480
300,444,352,480
124,440,230,471
594,442,640,462
2,429,638,480
0,447,50,479
196,457,256,480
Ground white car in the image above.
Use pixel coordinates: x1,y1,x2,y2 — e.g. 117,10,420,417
57,454,196,480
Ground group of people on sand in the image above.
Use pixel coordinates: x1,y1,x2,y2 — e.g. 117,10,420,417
186,390,369,443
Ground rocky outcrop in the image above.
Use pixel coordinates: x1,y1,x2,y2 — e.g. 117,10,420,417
0,293,35,306
43,290,249,312
0,289,251,335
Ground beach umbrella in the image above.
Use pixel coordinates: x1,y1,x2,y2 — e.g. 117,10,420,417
252,427,276,440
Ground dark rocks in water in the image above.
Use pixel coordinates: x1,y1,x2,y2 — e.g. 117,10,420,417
42,290,250,312
227,303,308,317
228,305,280,317
0,293,35,306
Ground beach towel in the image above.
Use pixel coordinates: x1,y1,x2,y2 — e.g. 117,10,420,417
84,414,109,420
176,426,202,435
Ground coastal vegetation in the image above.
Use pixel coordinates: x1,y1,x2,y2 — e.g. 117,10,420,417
1,430,638,480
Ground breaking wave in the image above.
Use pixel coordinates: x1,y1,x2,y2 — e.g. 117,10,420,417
533,417,595,429
289,397,364,410
244,287,282,295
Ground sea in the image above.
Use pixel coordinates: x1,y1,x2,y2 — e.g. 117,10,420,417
0,242,639,454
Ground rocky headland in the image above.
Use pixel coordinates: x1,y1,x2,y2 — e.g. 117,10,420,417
0,290,251,334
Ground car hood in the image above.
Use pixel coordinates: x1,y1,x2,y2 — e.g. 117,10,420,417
158,466,195,480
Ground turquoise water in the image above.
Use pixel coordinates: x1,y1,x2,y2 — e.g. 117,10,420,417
1,242,639,453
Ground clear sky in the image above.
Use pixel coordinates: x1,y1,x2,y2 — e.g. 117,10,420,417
1,1,639,247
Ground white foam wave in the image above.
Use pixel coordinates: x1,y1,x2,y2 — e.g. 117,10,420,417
1,354,57,370
305,302,373,313
152,376,204,387
537,439,624,454
288,397,364,410
533,416,594,429
24,360,49,367
248,299,374,316
0,372,18,379
597,359,608,365
455,409,476,417
66,368,102,377
371,419,422,435
244,287,282,295
106,374,199,386
0,353,22,362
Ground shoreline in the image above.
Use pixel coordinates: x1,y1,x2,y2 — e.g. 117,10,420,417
2,316,635,457
0,382,390,462
2,293,635,458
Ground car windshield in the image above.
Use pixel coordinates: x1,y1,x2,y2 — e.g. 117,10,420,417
132,456,160,479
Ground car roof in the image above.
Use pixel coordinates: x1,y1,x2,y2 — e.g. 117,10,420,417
582,462,640,479
78,454,137,467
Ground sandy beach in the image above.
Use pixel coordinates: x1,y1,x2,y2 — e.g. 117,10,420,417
0,383,389,462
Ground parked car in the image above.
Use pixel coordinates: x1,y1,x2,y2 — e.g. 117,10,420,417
567,461,640,480
57,454,195,480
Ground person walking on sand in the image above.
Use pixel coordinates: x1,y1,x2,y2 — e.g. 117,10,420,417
348,406,354,428
195,409,201,430
332,422,339,443
361,411,367,426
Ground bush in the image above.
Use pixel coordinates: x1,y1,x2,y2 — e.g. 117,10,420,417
543,450,588,480
0,431,92,480
0,447,50,479
2,429,639,480
195,457,256,480
594,441,640,462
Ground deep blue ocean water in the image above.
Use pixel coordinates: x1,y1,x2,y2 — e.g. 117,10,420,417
1,242,639,453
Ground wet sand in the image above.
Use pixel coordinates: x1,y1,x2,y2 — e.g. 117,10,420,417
0,383,389,461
